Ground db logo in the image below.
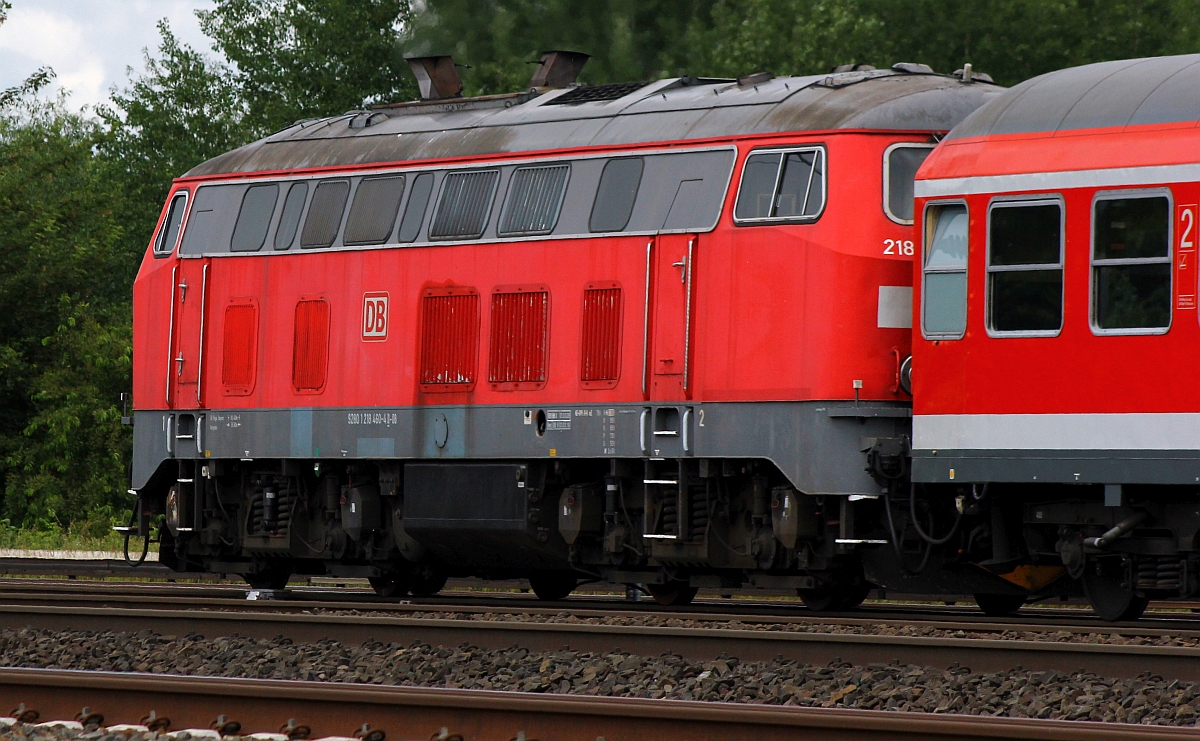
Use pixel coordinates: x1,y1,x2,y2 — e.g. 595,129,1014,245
362,292,388,341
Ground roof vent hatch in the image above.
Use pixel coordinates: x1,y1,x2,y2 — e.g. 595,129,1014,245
407,55,464,100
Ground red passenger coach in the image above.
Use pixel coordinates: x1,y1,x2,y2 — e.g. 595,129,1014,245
131,54,998,606
912,54,1200,620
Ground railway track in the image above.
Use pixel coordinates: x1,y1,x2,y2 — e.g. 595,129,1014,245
2,596,1199,680
2,575,1200,630
4,667,1195,741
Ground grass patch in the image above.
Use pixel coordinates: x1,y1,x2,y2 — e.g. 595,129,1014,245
0,520,125,551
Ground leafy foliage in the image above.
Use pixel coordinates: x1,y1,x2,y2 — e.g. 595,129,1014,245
197,0,417,134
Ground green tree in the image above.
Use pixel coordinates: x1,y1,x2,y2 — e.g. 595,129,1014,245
405,0,720,95
98,21,248,267
197,0,417,134
0,101,132,533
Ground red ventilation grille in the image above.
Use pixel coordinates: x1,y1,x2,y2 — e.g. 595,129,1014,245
292,298,330,392
581,282,622,388
420,286,480,392
222,301,257,394
489,286,550,390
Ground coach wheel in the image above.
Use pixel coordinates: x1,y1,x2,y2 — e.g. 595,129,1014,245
369,574,413,598
528,572,577,601
244,566,291,591
1083,560,1148,622
974,593,1025,617
645,581,699,606
409,569,448,597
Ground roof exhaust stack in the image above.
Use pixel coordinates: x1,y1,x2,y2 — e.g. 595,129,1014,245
407,56,464,100
528,50,590,89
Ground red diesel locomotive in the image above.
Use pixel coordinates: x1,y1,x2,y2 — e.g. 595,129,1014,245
912,54,1200,620
129,53,1000,605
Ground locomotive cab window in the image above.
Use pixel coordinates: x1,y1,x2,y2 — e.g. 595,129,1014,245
987,200,1063,335
345,175,405,245
300,180,350,249
154,192,188,256
230,184,279,252
1092,193,1172,333
922,203,968,338
884,143,934,224
430,169,500,240
734,146,825,224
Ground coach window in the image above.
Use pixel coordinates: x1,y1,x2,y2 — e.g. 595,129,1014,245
429,169,500,240
500,164,570,236
345,175,405,246
884,143,934,224
1092,193,1172,333
230,184,279,252
589,158,643,233
274,182,308,250
986,200,1063,335
398,173,434,243
922,203,968,338
154,191,188,256
733,147,825,223
300,180,350,249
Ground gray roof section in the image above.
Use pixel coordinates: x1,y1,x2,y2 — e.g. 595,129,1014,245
186,70,1002,178
947,54,1200,140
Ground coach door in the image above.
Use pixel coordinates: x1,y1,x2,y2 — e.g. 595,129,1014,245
647,233,697,402
167,256,212,411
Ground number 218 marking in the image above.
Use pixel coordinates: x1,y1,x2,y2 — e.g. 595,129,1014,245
884,239,915,256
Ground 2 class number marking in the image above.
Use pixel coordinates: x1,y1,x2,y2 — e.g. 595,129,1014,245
883,238,915,256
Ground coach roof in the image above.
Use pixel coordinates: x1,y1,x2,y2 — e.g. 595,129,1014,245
947,54,1200,141
185,68,1001,178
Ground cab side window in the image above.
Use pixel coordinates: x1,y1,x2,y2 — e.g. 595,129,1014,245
1092,194,1171,332
922,203,968,338
734,147,825,223
154,192,188,256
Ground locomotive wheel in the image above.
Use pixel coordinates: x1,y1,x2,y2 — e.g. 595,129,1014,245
800,582,871,612
528,572,578,601
645,581,699,606
409,570,449,597
1083,562,1148,621
368,574,413,598
243,566,291,590
973,593,1025,617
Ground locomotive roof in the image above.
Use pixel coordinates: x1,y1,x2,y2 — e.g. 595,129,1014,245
185,67,1001,178
947,54,1200,140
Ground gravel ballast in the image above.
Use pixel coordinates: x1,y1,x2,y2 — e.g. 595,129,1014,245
3,628,1200,726
312,608,1200,649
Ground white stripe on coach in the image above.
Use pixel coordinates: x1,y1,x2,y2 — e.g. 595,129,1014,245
914,413,1200,451
915,162,1200,200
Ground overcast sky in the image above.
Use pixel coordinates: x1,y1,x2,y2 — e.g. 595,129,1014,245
0,0,217,112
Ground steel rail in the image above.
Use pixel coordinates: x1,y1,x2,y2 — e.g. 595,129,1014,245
4,579,1200,635
2,667,1194,741
2,604,1199,681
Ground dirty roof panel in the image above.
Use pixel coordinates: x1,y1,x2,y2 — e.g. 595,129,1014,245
185,70,1003,178
947,54,1200,140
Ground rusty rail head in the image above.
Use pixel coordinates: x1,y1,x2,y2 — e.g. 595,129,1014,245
1,668,1195,741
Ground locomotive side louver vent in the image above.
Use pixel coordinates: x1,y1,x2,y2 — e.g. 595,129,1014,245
430,170,500,240
489,287,550,390
292,298,330,392
498,164,569,236
580,283,622,388
222,301,258,394
420,286,480,392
